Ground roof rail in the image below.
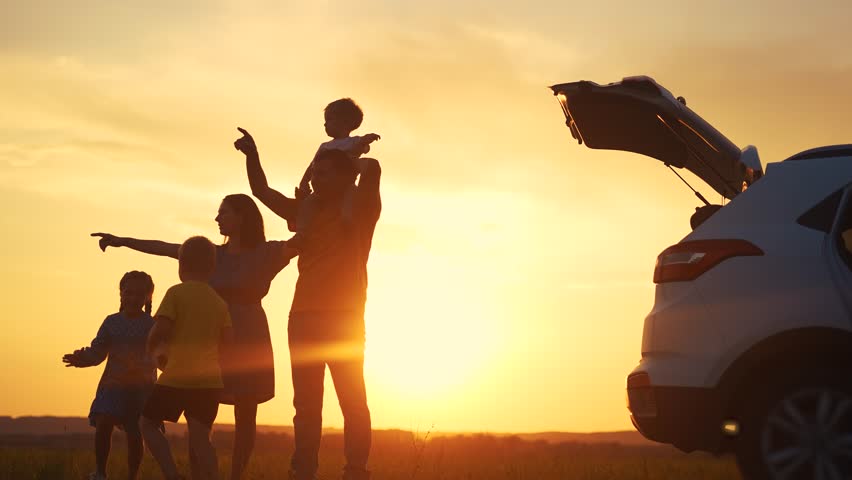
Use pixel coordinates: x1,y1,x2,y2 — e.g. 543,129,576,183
784,144,852,162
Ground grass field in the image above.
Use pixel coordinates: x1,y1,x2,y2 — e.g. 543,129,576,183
0,431,742,480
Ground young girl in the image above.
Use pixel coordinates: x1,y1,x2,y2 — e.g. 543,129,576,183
63,271,158,480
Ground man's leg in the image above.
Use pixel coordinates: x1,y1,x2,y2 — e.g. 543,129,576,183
329,357,371,480
289,356,326,480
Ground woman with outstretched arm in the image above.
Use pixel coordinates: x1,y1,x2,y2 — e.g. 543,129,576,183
92,193,297,480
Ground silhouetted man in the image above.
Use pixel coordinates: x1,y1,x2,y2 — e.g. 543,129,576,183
234,128,381,480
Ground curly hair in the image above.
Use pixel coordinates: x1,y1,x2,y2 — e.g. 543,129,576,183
325,98,364,131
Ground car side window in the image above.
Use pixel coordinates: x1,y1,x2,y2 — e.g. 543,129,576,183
832,189,852,264
798,190,843,233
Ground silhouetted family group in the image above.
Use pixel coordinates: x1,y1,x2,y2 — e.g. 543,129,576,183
63,98,382,480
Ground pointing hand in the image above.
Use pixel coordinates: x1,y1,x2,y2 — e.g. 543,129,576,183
91,233,122,252
234,127,257,154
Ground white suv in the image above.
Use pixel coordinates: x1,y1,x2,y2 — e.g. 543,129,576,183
550,76,852,480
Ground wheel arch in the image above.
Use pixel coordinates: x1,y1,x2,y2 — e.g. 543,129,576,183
716,326,852,416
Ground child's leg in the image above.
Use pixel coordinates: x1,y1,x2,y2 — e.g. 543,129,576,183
125,388,149,480
140,415,180,479
94,415,115,477
187,416,219,480
125,427,144,480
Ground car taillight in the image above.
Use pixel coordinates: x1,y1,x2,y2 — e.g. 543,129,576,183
627,372,651,388
653,239,763,284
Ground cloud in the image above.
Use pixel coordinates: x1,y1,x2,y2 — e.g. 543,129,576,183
0,1,223,61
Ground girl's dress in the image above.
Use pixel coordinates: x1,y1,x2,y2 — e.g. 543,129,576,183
76,312,157,432
209,241,290,405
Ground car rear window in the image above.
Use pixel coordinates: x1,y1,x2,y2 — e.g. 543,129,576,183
797,190,843,233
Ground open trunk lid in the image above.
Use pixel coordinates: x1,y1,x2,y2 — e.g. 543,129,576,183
550,76,761,200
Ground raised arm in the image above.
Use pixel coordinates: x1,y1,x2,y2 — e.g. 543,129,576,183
297,147,322,195
355,157,381,193
353,157,382,217
267,240,299,272
356,133,381,156
91,233,179,259
234,127,298,221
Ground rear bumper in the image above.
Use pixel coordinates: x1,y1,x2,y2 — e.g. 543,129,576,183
627,381,724,453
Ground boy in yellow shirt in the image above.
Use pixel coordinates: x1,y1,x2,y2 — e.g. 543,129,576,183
139,236,233,480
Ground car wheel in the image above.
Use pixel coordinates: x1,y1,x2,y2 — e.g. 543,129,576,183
736,375,852,480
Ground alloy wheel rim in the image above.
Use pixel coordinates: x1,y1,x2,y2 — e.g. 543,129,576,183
760,387,852,480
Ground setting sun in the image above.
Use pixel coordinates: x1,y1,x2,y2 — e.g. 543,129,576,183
4,4,852,480
365,254,504,399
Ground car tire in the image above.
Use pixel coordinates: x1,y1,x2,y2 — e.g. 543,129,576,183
735,369,852,480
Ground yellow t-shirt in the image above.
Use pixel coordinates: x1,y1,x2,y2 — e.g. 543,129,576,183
154,281,231,389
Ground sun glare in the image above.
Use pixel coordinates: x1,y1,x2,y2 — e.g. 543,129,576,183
364,256,503,401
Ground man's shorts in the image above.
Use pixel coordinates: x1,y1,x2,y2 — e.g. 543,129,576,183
142,385,221,426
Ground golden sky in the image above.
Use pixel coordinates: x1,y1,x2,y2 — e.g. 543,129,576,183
2,0,852,433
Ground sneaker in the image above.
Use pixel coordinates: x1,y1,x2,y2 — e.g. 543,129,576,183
88,473,107,480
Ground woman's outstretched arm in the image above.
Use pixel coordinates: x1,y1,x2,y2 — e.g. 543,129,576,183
91,233,180,259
